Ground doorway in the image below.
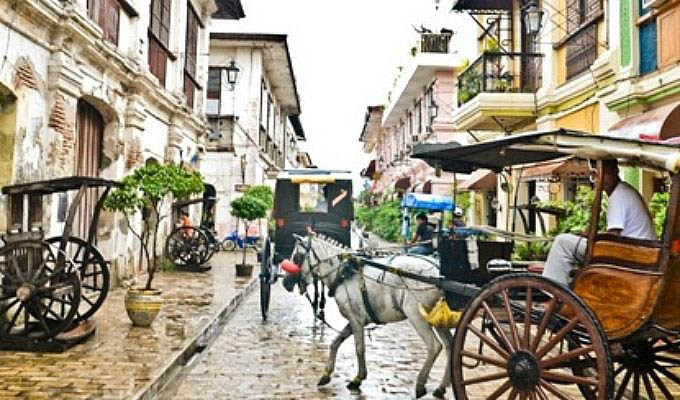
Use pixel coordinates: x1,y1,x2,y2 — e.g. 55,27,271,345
74,99,104,241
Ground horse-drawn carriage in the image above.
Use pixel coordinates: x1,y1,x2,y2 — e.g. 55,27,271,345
0,176,119,351
165,184,218,270
259,169,353,321
282,129,680,399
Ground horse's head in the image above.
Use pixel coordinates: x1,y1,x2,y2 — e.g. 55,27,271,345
282,233,349,294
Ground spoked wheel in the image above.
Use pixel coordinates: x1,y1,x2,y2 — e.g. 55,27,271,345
602,336,680,399
451,273,613,399
165,226,211,267
45,237,109,323
259,238,271,322
0,240,81,342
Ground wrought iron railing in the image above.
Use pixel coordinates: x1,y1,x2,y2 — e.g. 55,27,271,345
421,33,452,54
457,51,543,105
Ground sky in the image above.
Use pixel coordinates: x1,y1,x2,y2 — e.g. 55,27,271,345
214,0,473,190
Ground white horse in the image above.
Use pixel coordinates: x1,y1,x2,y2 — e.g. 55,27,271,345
286,234,453,399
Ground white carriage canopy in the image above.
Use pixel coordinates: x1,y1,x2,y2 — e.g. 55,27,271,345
411,129,680,174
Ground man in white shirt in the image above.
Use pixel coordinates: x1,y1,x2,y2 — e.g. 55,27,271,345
542,159,656,285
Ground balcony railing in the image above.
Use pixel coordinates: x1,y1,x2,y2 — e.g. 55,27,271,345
457,51,543,105
421,33,452,54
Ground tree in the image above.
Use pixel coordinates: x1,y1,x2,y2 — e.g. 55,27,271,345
244,185,274,210
104,163,204,290
230,195,268,266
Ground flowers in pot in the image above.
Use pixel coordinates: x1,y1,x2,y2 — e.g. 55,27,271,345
104,163,204,326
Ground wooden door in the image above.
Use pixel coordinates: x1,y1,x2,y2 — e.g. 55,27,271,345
74,99,103,241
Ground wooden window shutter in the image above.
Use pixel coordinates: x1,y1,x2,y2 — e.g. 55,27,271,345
160,0,171,46
658,7,680,68
584,0,602,20
566,0,581,34
185,4,198,79
103,0,120,44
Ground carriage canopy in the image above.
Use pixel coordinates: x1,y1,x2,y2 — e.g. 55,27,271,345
401,193,454,211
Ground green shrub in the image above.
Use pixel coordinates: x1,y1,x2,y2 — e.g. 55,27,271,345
356,199,402,243
649,192,670,237
552,186,607,235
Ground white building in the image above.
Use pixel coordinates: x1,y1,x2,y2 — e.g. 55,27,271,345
0,0,217,286
201,32,305,237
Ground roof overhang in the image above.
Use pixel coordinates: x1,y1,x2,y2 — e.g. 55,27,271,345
210,33,301,115
359,106,384,153
451,0,512,12
608,101,680,141
521,158,591,180
383,53,463,127
460,169,497,190
360,159,376,178
412,129,680,173
289,114,305,140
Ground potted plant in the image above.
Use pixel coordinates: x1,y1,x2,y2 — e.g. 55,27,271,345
104,163,204,326
230,194,268,277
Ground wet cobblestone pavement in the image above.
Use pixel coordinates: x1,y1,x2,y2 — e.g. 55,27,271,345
0,252,257,399
163,282,450,400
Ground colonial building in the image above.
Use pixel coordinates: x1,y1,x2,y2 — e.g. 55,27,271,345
0,0,217,286
201,32,305,237
360,32,466,201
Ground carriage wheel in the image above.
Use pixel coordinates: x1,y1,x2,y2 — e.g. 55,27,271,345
451,273,613,399
45,237,109,323
0,240,81,341
221,240,236,252
595,336,680,399
165,226,211,267
260,238,271,322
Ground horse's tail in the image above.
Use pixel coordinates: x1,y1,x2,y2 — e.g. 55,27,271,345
419,298,462,328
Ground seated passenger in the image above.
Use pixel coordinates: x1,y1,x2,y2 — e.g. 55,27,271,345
542,159,656,285
409,213,434,255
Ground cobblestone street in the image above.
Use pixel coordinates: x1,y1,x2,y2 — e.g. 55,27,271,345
163,282,450,400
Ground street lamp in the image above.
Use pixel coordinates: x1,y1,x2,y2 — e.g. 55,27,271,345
428,101,439,121
225,59,240,90
522,0,545,38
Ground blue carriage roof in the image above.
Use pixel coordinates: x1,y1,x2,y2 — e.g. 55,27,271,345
401,193,454,211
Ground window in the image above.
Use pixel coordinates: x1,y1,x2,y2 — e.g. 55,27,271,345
564,0,602,79
639,19,657,75
425,84,434,131
88,0,120,44
415,100,422,136
299,183,328,213
184,3,201,109
149,0,172,85
206,68,221,115
259,80,266,128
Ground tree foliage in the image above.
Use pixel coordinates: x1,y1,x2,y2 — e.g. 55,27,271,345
356,199,402,243
244,185,274,210
649,192,670,238
230,195,268,266
104,163,204,289
550,186,607,235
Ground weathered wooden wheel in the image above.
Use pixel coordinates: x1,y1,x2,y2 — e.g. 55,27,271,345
451,273,613,399
165,226,211,267
45,236,109,323
604,337,680,399
0,240,81,341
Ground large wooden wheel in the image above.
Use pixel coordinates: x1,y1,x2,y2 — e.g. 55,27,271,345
45,236,109,323
165,226,211,267
0,240,81,341
451,273,613,399
602,337,680,399
260,237,272,322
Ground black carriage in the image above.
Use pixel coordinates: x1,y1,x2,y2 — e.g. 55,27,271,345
165,184,217,270
0,176,119,351
259,169,353,321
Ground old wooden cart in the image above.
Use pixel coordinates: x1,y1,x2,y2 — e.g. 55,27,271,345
406,129,680,399
165,184,217,270
0,176,119,351
260,170,353,321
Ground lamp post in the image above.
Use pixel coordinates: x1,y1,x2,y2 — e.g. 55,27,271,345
225,59,240,90
522,0,545,38
428,101,439,124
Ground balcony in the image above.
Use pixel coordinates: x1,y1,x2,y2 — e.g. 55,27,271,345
420,33,452,54
453,51,543,131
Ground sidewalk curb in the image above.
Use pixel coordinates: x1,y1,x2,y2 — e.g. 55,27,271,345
131,273,259,400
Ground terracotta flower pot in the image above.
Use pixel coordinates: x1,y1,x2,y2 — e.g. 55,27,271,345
235,264,253,277
125,288,163,327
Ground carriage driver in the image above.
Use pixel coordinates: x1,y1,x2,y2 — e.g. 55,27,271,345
542,159,656,285
409,213,435,255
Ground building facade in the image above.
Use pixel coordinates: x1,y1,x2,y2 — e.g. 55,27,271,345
360,32,466,201
0,0,217,286
201,32,305,237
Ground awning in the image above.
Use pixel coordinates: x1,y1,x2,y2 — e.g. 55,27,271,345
608,101,680,141
394,177,411,191
460,169,496,190
521,159,591,179
451,0,512,11
412,129,680,173
360,159,376,178
402,193,454,211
